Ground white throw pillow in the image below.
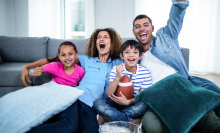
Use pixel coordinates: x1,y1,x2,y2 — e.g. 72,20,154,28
0,81,84,133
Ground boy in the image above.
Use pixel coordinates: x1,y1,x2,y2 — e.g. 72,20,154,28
93,40,152,125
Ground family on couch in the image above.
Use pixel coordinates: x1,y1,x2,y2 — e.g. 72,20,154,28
20,0,220,133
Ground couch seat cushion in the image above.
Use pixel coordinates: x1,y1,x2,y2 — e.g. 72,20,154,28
32,73,52,85
0,55,2,64
0,62,31,87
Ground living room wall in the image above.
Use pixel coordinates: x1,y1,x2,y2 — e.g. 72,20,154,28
0,0,28,37
94,0,135,38
0,0,15,36
0,0,134,38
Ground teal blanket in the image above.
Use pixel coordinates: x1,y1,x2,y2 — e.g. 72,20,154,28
135,73,220,133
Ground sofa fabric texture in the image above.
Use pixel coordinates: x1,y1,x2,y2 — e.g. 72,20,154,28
0,35,189,97
0,62,30,87
0,55,2,64
0,36,49,62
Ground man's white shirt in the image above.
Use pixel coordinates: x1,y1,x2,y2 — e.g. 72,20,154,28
141,50,176,84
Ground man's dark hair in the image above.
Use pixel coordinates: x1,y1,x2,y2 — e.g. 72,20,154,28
133,14,152,28
120,40,142,56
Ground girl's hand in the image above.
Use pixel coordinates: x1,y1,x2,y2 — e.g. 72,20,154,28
115,64,123,79
21,65,31,87
109,91,130,106
34,67,43,76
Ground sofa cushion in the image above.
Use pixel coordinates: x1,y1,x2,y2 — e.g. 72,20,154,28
47,38,88,58
0,87,24,98
0,81,84,133
181,48,189,70
32,73,52,85
0,55,2,64
0,36,49,62
135,73,220,133
0,62,31,87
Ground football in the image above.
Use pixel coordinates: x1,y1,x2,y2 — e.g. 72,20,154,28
115,75,134,99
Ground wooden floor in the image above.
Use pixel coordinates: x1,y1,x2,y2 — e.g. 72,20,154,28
190,74,220,87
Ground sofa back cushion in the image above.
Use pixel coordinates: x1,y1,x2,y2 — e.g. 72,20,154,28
0,36,49,62
47,38,88,58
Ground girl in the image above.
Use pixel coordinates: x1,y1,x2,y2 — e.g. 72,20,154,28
26,41,85,133
29,41,85,87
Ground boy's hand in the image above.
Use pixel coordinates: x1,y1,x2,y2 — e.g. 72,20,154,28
34,67,43,76
115,64,123,79
109,91,130,106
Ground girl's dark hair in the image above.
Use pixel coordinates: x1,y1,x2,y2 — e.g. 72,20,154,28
47,41,78,62
120,40,142,56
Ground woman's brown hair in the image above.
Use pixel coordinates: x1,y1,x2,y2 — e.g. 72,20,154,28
85,28,123,60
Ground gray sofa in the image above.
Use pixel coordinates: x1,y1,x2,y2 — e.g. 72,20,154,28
0,35,189,98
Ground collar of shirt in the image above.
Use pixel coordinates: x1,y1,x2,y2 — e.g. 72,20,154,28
122,63,139,76
93,57,112,63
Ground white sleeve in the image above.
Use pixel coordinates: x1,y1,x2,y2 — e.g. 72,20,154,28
109,66,117,83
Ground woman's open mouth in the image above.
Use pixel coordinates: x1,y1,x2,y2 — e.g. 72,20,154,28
99,43,106,50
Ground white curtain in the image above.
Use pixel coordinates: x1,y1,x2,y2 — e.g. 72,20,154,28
85,0,95,38
28,0,64,39
135,0,220,75
28,0,95,39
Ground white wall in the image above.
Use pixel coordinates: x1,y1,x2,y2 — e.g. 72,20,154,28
0,0,15,36
1,0,135,38
0,0,28,37
94,0,135,38
14,0,28,37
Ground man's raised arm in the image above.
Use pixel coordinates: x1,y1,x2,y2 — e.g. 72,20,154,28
163,0,189,40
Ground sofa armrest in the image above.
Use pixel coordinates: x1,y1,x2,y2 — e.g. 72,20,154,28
180,47,189,70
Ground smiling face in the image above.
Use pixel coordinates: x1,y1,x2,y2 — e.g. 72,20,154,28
96,31,111,56
58,45,78,68
133,18,154,52
120,46,142,70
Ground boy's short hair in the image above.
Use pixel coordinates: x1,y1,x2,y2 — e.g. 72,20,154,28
120,40,142,56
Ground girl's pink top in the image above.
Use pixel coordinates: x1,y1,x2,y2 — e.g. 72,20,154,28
43,61,85,87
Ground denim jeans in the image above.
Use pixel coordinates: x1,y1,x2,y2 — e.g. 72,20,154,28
189,76,220,117
27,100,99,133
93,97,149,122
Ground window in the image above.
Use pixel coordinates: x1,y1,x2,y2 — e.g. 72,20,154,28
28,0,94,39
64,0,86,39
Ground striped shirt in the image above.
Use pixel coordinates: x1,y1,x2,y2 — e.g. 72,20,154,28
109,63,152,96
